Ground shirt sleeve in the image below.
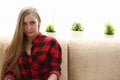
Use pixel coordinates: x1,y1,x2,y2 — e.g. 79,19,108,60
49,39,62,78
5,71,15,80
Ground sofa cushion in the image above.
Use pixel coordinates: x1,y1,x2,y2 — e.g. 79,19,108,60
0,36,12,79
68,38,120,80
57,38,68,80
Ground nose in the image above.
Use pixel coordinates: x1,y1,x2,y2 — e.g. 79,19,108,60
26,24,31,30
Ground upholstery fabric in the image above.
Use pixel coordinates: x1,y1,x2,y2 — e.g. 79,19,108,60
68,38,120,80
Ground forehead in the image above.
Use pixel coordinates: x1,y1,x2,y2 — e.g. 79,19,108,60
24,13,37,22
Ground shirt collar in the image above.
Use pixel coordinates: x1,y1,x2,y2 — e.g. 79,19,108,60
32,32,43,45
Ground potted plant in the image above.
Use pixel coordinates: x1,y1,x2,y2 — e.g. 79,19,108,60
104,22,115,37
45,24,56,37
71,22,84,37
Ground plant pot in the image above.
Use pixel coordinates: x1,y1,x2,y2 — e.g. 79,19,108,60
45,32,56,37
71,31,84,37
104,34,114,38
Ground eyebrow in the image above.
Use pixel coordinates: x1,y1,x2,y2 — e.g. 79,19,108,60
30,20,35,23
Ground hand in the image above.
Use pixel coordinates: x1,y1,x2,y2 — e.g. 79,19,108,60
4,75,15,80
48,74,58,80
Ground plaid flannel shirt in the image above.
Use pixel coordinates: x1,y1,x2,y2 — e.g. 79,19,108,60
5,32,62,80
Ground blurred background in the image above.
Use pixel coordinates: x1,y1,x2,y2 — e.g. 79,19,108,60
0,0,120,38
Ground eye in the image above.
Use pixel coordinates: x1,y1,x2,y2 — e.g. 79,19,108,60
30,21,36,25
23,22,27,27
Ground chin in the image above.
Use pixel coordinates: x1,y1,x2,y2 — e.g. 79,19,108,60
26,33,33,37
27,33,38,38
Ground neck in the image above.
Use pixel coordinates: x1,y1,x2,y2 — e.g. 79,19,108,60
27,38,33,44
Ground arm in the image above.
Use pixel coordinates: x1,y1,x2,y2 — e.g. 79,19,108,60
48,39,62,80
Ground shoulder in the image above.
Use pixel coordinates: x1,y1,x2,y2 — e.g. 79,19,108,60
42,35,60,45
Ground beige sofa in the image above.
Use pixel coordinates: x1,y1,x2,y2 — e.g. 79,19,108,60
1,37,120,80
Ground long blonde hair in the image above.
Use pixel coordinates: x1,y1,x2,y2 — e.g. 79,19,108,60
1,6,41,80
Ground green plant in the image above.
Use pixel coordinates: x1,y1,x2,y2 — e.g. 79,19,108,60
71,22,84,31
45,24,55,32
104,22,115,35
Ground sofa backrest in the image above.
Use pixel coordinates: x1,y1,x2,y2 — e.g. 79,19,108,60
68,38,120,80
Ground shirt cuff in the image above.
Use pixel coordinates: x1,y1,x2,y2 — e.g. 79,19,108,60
49,71,61,78
5,74,15,80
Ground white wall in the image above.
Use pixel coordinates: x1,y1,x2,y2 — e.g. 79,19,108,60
0,0,120,38
54,0,120,38
0,0,54,37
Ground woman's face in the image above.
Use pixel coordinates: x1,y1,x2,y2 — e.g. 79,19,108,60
23,13,40,39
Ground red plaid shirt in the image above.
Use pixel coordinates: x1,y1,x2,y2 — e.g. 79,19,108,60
5,32,62,80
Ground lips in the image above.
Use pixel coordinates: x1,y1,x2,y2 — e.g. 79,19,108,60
26,31,33,34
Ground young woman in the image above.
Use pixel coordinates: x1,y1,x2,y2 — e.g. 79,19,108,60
1,6,62,80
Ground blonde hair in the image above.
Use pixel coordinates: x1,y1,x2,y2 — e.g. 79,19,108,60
1,6,41,80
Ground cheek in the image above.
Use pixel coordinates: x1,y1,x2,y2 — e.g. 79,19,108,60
35,23,39,30
34,27,38,31
31,25,39,32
